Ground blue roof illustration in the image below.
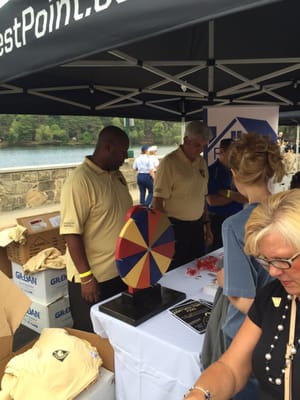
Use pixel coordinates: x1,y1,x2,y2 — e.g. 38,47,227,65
208,116,277,152
237,117,276,137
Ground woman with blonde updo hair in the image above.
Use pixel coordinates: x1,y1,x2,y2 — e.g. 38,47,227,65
228,132,285,187
215,132,285,400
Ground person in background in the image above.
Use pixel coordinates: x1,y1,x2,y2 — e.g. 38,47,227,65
217,132,285,400
133,144,155,207
60,126,133,332
148,145,160,172
206,138,247,251
283,145,296,175
152,120,213,270
277,130,284,150
290,170,300,189
184,189,300,400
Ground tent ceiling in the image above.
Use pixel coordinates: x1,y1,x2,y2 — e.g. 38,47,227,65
0,0,299,123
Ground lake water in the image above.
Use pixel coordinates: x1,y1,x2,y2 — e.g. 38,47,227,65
0,145,177,169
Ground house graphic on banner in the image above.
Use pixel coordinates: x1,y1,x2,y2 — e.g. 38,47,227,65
207,116,278,165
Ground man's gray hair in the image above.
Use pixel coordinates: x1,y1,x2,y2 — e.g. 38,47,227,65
185,121,212,141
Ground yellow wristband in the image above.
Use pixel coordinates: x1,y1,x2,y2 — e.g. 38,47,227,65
226,190,231,198
79,270,92,278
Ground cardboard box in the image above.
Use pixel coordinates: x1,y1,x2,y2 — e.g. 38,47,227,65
0,246,12,278
0,271,115,397
0,271,32,361
63,329,114,373
6,211,66,265
21,296,73,334
12,262,68,305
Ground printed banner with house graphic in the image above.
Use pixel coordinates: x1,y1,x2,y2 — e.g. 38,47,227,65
203,105,279,166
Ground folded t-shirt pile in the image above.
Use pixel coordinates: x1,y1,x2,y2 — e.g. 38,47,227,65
0,328,102,400
23,247,66,273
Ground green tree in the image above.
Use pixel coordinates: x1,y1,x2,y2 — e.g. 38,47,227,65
112,117,123,129
8,115,38,143
1,114,184,147
152,121,165,144
7,125,18,145
60,116,82,141
81,131,93,145
168,122,182,145
61,116,104,142
0,114,15,142
151,121,181,145
128,119,146,145
35,125,53,142
51,124,68,143
77,117,103,143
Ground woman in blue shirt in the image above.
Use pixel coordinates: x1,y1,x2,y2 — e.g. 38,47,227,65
218,132,285,400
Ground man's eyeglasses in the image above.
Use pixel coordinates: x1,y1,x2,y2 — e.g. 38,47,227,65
255,252,300,271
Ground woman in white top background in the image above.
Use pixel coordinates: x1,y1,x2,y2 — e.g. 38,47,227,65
148,145,159,172
133,144,155,206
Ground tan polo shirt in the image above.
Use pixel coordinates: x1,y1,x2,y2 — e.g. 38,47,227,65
1,328,101,400
153,147,208,221
60,157,133,283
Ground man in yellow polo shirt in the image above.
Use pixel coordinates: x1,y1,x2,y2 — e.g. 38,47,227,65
152,121,213,270
60,126,133,332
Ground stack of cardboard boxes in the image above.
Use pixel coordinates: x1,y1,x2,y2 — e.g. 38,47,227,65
5,211,73,333
0,211,116,399
11,262,73,333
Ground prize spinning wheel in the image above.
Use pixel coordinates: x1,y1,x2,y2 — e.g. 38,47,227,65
99,205,186,326
116,205,175,290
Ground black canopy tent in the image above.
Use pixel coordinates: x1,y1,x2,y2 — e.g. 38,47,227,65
0,0,299,123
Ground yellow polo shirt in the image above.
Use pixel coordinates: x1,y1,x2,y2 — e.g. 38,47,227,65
60,157,133,283
1,328,102,400
154,147,208,221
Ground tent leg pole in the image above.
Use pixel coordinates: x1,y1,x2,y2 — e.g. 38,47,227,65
181,117,186,141
296,124,300,171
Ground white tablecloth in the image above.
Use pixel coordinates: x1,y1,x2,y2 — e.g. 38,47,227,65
91,251,222,400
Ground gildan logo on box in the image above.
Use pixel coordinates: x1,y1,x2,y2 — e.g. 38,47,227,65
27,307,40,319
26,305,70,320
12,262,68,305
15,270,67,286
15,271,37,285
22,296,73,333
55,307,71,319
51,274,67,285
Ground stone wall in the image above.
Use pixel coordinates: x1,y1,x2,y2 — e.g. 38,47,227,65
0,159,138,212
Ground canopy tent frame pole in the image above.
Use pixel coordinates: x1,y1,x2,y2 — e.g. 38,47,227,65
181,117,186,141
296,124,300,172
208,21,215,94
217,63,300,97
63,57,300,68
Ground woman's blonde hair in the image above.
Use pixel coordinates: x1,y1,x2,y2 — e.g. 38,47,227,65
244,189,300,256
228,132,285,184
